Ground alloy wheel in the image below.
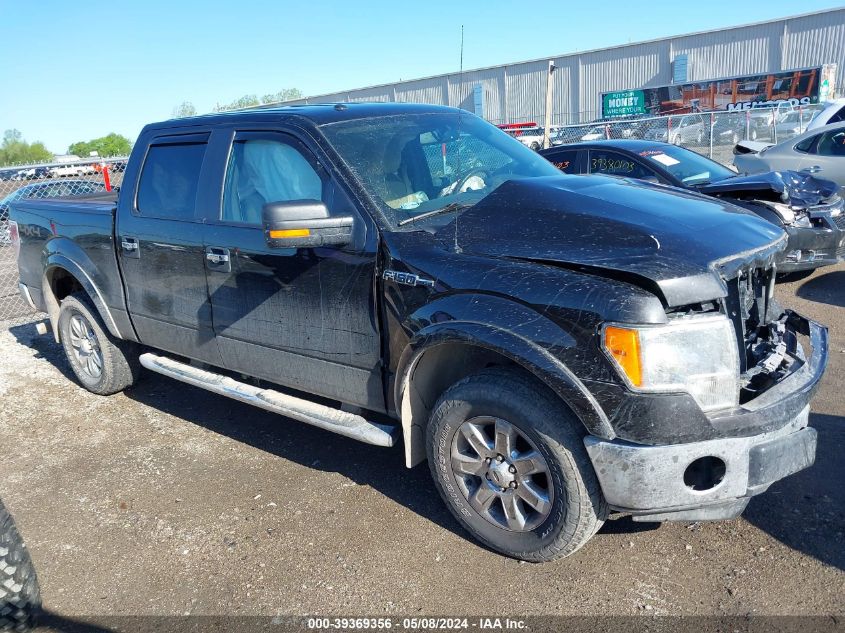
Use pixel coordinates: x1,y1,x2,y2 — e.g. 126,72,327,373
68,314,103,380
450,416,554,532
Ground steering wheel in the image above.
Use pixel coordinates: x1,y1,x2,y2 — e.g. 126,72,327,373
453,170,487,195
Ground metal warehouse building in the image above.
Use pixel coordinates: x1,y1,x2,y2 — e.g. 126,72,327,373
279,8,845,125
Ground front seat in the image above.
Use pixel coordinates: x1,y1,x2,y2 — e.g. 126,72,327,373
382,135,415,205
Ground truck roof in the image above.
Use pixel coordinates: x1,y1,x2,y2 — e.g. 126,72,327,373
146,102,464,133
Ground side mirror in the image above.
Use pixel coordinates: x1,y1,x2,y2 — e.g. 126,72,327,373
262,199,354,248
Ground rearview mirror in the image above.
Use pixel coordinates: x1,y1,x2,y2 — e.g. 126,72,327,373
262,199,354,248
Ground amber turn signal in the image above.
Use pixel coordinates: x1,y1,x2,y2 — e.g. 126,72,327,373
269,228,311,239
603,326,642,387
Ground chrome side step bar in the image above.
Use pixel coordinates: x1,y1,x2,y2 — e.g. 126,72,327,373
138,353,398,447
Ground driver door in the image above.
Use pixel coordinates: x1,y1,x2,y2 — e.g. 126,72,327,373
204,129,384,410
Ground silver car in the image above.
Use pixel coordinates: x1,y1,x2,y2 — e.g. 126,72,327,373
645,113,707,145
734,122,845,187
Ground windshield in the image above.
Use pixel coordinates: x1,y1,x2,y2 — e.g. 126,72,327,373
637,145,735,185
320,112,561,230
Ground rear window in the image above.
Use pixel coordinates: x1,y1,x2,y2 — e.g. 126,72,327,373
137,143,206,220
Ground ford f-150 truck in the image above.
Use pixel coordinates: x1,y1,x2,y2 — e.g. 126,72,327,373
9,103,828,562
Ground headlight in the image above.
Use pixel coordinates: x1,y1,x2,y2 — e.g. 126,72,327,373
602,315,740,412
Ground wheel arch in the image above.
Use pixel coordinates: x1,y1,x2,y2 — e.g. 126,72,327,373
42,255,122,343
395,322,614,468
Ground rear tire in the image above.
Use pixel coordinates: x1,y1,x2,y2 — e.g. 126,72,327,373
58,292,140,395
426,367,607,562
0,500,40,632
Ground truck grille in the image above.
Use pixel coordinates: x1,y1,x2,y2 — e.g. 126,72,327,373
833,212,845,230
724,267,774,373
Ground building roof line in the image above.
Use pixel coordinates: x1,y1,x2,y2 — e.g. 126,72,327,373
272,7,843,105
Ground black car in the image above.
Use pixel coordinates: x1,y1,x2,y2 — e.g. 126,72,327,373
541,139,845,275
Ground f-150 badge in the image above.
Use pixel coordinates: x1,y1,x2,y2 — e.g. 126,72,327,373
382,270,435,288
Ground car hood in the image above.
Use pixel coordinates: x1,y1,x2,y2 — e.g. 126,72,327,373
433,176,785,307
733,140,773,155
696,170,840,208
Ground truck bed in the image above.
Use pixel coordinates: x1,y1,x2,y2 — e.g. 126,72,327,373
11,193,126,332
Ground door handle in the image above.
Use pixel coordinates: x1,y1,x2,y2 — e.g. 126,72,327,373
802,165,822,173
121,236,140,259
205,246,231,273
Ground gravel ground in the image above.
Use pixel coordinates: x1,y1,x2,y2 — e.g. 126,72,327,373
0,264,842,622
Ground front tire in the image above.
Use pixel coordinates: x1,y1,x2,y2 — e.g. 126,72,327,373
58,292,140,395
426,368,607,562
0,499,40,631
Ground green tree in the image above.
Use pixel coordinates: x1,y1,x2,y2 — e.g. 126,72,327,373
213,94,260,112
213,88,302,112
0,129,52,166
260,88,303,104
172,101,197,118
68,133,132,158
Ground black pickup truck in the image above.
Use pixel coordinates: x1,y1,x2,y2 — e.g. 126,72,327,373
10,103,828,562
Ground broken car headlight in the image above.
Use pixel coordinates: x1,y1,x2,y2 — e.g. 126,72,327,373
603,315,740,413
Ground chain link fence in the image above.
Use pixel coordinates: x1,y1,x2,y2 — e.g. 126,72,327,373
0,157,127,327
501,104,824,161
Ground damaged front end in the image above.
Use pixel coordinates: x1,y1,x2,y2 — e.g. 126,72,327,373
586,257,828,522
725,265,822,408
699,171,845,272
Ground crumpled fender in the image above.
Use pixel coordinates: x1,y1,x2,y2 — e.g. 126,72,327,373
699,170,840,208
393,293,614,467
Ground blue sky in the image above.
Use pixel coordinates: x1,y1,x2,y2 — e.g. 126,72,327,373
2,0,842,154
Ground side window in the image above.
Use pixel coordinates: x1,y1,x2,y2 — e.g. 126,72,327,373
828,106,845,125
589,150,655,179
794,134,819,154
137,142,206,220
545,150,579,174
816,130,845,157
222,137,323,224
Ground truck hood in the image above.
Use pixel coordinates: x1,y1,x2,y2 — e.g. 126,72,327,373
695,170,840,208
434,175,785,307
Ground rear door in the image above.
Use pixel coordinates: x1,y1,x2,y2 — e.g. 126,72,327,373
540,148,584,174
587,149,664,182
801,127,845,184
202,127,384,410
117,131,220,363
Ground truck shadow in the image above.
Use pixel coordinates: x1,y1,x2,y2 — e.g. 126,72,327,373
796,270,845,308
115,368,663,547
6,322,842,567
743,412,845,572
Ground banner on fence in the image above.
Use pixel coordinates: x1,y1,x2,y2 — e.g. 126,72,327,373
601,65,831,118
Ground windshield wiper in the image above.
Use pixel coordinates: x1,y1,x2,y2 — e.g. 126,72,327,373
397,202,471,227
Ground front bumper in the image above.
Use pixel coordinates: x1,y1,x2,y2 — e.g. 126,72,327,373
777,221,845,272
584,315,827,522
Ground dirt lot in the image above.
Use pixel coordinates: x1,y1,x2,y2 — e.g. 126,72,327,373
0,265,842,622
